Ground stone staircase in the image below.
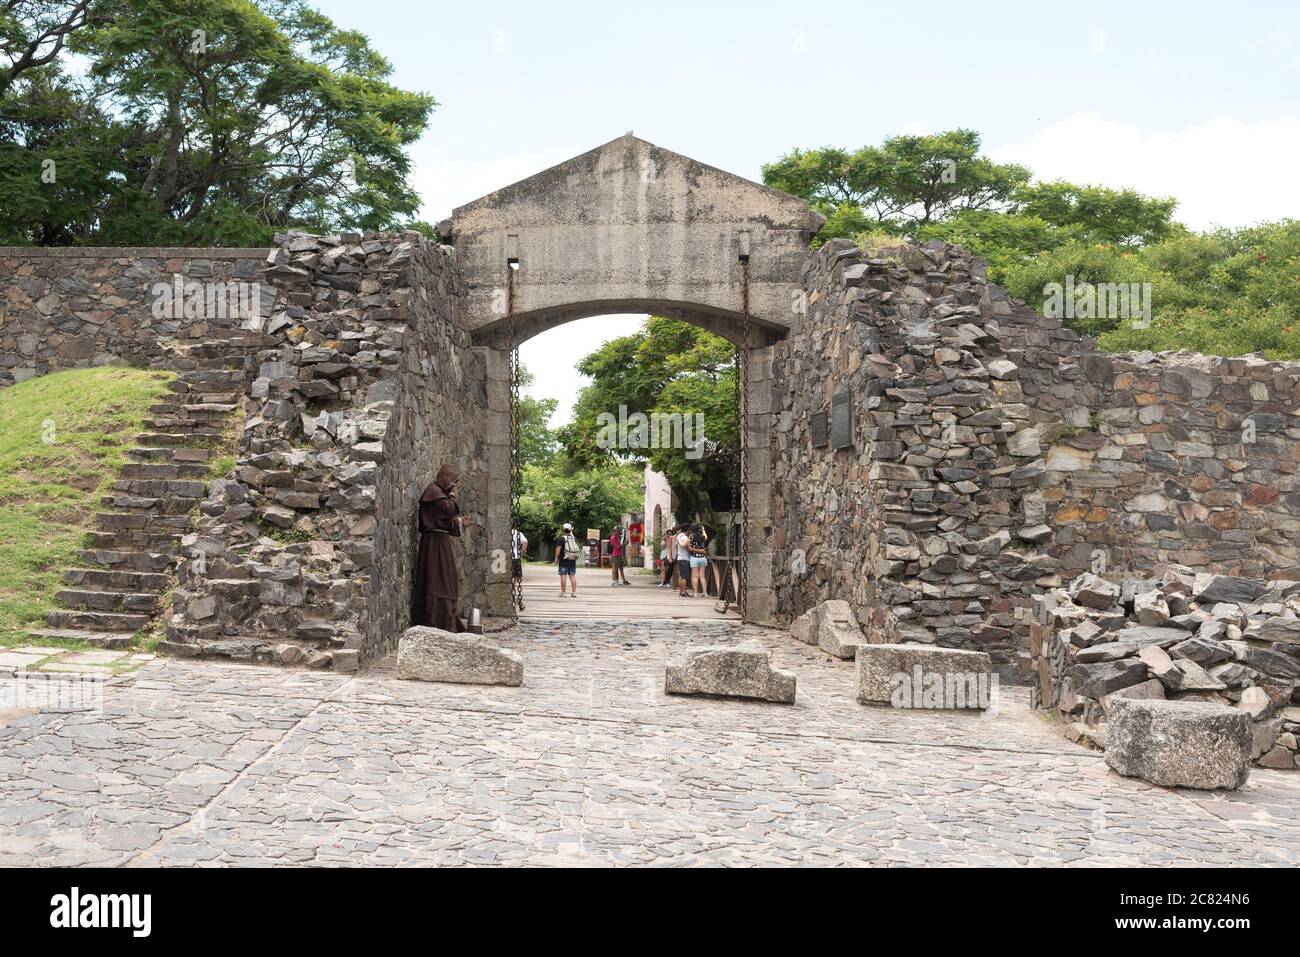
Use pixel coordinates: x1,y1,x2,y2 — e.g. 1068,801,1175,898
31,335,271,649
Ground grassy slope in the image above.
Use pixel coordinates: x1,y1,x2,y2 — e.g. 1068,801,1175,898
0,367,173,646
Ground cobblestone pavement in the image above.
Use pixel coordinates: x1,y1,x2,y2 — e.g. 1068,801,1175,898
2,620,1297,867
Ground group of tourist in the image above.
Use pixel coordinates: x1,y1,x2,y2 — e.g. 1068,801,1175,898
546,521,712,599
411,466,717,613
547,521,635,596
658,523,711,598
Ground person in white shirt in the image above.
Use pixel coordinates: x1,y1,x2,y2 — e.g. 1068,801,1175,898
675,527,692,597
511,527,528,585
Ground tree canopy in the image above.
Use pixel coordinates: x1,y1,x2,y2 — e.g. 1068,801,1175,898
0,0,435,245
555,317,738,523
765,129,1298,360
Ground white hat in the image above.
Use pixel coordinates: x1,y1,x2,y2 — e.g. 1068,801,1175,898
562,522,573,530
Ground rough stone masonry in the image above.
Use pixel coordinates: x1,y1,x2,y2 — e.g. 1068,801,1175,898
0,141,1297,714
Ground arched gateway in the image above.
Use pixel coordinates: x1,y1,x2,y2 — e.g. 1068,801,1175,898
7,135,1297,689
441,135,824,619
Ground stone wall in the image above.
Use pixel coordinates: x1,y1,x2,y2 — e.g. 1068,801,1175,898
0,246,270,387
768,239,1082,677
1042,351,1300,581
766,237,1300,682
164,232,489,668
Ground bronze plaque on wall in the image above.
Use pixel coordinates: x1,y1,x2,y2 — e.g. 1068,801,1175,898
831,389,853,449
810,410,828,448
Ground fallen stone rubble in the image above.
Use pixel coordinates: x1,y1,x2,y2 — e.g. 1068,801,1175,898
1105,698,1253,790
1035,565,1300,769
664,640,796,703
397,626,523,686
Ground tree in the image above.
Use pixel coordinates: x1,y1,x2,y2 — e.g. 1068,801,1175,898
0,0,102,93
515,366,557,470
559,317,738,522
1001,221,1300,359
517,461,643,560
762,129,1031,239
0,0,434,244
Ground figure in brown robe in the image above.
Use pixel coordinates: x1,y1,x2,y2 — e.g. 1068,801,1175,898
412,464,463,632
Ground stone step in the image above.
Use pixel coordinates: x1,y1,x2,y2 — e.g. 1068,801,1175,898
181,335,276,355
150,397,240,414
144,415,230,431
100,494,198,515
78,549,176,572
94,511,193,531
85,530,183,550
64,567,169,592
128,447,213,464
110,478,206,499
172,371,245,388
191,356,255,371
45,609,151,633
149,401,237,415
54,588,158,613
136,431,224,446
26,628,136,650
119,462,209,480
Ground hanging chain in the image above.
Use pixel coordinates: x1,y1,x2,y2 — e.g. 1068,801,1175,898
507,262,524,618
738,256,751,622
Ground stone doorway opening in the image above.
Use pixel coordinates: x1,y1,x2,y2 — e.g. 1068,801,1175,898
476,309,772,623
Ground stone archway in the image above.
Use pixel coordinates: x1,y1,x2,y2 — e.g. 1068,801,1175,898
437,134,823,621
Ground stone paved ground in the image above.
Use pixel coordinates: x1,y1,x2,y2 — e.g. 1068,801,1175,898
1,619,1297,867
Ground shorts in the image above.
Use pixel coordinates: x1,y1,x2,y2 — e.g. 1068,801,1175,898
611,555,624,569
676,559,691,579
689,555,708,569
558,559,576,575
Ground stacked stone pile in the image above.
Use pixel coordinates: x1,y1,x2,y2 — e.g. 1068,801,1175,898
160,231,488,669
1034,565,1300,769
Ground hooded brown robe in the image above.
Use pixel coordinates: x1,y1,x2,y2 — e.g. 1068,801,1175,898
412,464,463,632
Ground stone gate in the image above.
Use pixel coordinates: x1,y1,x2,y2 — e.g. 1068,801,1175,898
1,137,1297,693
439,134,823,618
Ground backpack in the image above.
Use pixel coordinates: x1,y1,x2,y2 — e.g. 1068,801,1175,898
562,533,581,560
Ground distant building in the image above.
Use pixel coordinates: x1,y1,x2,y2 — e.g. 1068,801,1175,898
643,464,673,566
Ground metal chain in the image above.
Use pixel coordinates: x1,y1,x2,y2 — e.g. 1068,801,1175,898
738,258,751,622
508,263,524,618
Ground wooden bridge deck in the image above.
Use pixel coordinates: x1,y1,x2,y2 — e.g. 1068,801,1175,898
518,562,740,621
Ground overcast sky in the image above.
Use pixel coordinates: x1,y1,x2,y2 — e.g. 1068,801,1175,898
312,0,1300,426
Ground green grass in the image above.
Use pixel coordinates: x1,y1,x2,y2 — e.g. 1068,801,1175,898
0,367,174,644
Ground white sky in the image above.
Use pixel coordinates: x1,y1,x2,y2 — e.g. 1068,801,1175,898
520,314,647,428
305,0,1300,423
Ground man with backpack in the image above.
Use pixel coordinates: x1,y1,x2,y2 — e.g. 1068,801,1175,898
553,522,581,597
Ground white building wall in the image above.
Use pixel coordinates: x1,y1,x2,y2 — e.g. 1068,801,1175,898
643,464,673,565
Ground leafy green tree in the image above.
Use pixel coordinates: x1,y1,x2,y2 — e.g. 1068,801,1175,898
1002,221,1300,359
515,366,557,470
1,0,103,93
763,129,1031,240
1013,181,1179,247
0,0,434,244
517,461,643,559
559,317,738,521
